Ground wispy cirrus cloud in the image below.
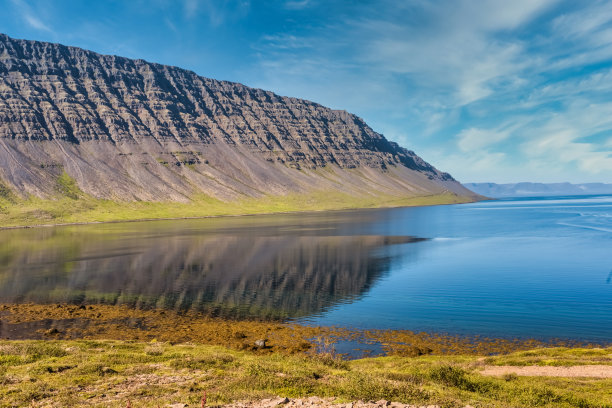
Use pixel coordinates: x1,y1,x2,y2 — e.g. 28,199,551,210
183,0,199,18
283,0,313,9
446,98,612,181
258,34,314,50
9,0,54,34
356,0,557,106
23,14,51,32
457,127,513,153
519,101,612,174
182,0,250,25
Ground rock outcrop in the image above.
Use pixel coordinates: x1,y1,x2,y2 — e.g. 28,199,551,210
0,33,475,202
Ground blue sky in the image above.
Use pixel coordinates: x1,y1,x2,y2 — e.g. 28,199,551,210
2,0,612,183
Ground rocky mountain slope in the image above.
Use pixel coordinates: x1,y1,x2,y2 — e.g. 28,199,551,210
0,33,475,206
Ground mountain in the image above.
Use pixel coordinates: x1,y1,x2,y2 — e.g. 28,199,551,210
465,182,612,198
0,34,477,224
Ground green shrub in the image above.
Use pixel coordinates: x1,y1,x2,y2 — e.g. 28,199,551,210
56,171,81,199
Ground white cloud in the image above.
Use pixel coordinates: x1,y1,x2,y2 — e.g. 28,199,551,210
164,18,178,32
183,0,199,18
552,1,612,44
457,128,511,152
520,68,612,109
516,102,612,175
10,0,54,34
259,34,314,50
353,0,557,106
418,148,511,183
284,0,313,9
440,98,612,181
23,14,52,32
522,132,612,174
182,0,251,25
536,2,612,70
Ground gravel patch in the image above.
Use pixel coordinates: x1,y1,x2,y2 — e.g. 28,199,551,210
480,364,612,378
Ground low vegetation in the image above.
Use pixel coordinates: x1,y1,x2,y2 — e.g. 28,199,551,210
55,171,82,200
0,340,610,407
0,173,471,228
0,304,592,357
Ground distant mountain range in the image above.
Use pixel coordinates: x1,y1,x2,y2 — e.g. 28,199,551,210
465,182,612,198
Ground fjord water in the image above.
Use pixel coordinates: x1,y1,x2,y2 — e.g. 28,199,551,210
0,195,610,343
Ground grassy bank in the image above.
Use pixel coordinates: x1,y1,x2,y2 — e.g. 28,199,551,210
0,183,472,228
0,340,610,407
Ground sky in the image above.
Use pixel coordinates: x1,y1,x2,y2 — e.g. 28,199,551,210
1,0,612,183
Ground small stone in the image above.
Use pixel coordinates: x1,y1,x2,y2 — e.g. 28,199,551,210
263,397,289,407
254,339,267,348
168,404,187,408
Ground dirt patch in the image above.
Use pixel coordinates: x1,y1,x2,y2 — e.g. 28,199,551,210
480,365,612,378
223,397,457,408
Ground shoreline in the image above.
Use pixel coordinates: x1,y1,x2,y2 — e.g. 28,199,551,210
1,303,607,358
0,192,480,230
0,203,439,231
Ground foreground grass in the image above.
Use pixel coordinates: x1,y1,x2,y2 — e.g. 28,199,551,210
0,187,472,228
0,340,610,408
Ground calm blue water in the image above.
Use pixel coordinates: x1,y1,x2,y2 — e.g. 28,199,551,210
299,195,612,342
0,195,610,342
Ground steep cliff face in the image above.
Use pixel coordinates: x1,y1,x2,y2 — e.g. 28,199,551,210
0,33,474,203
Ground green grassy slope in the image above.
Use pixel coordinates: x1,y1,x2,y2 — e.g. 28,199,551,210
0,173,473,227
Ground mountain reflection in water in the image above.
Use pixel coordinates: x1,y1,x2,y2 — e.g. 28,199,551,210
0,215,425,319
